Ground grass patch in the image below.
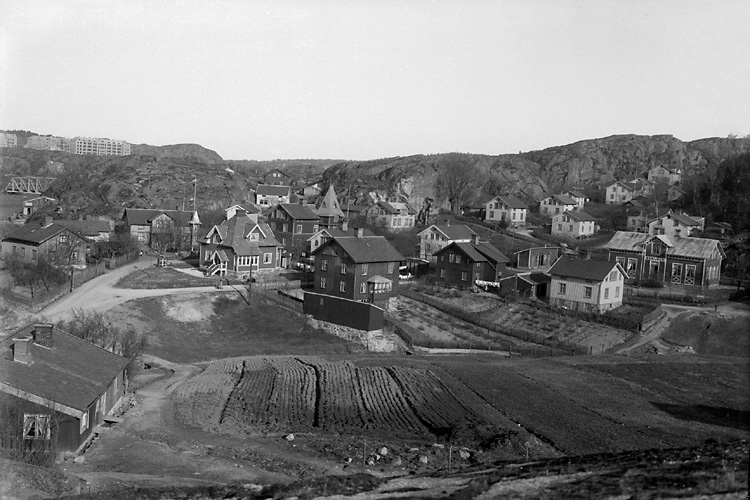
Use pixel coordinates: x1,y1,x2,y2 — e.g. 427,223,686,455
661,310,750,357
116,266,239,289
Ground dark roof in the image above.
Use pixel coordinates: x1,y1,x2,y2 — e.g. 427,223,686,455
123,208,194,226
651,211,701,227
565,189,588,199
559,210,596,222
55,219,111,237
605,231,725,260
256,184,291,196
315,236,404,263
495,196,528,209
278,203,320,221
0,324,128,417
549,194,579,205
548,256,622,281
315,227,376,239
2,220,82,245
437,240,509,265
419,224,475,240
208,215,279,256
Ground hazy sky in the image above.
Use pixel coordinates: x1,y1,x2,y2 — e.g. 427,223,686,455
1,1,748,161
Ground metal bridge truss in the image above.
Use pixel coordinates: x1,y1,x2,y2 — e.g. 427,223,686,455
5,177,57,194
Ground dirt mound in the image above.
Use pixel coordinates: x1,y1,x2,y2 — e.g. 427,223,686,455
160,295,216,322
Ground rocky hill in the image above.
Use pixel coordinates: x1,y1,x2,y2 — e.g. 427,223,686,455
323,134,750,208
1,134,748,220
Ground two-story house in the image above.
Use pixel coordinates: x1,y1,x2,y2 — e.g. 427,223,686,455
262,168,294,186
2,218,88,267
647,210,704,239
551,210,597,239
267,203,320,257
311,230,404,309
548,257,626,313
199,210,282,279
605,179,653,204
540,194,579,216
417,223,476,261
648,165,682,185
120,208,200,251
562,190,589,209
315,186,346,229
0,323,128,453
367,201,417,230
514,246,560,270
484,196,528,227
434,235,509,287
255,184,292,207
605,231,724,287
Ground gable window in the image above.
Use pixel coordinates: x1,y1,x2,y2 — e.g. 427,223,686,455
584,286,592,298
321,259,328,271
387,262,394,274
339,281,346,293
249,232,258,241
558,282,566,295
362,264,368,275
320,277,327,289
24,414,50,440
340,263,347,274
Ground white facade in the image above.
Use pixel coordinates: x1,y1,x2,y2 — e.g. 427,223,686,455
551,212,596,238
72,137,131,156
605,182,634,204
550,268,625,313
0,133,18,147
484,197,527,226
647,212,704,239
540,196,577,216
648,165,681,185
26,135,71,151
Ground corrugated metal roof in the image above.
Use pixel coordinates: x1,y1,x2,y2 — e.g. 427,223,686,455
605,231,723,259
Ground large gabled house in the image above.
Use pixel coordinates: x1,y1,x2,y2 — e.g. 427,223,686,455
484,196,528,227
605,231,724,287
255,184,292,207
540,194,578,216
605,178,654,204
307,220,376,254
262,168,295,186
1,218,88,267
434,235,510,287
562,190,589,209
647,210,704,239
267,203,320,257
551,210,597,239
55,219,113,243
199,210,282,279
120,208,200,250
0,323,128,453
548,257,627,313
311,231,404,309
367,201,417,230
417,223,476,261
648,165,682,185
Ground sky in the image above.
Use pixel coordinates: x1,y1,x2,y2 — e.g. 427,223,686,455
1,0,748,161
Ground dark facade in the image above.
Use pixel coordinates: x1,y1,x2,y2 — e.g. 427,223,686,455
303,292,384,331
267,204,320,257
434,239,509,287
515,246,560,269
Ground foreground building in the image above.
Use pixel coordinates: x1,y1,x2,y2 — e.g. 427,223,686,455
417,223,476,261
548,257,626,313
0,323,128,453
120,208,201,250
605,231,725,287
434,235,509,286
1,218,88,267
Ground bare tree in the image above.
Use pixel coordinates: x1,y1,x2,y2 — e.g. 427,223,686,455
434,155,481,214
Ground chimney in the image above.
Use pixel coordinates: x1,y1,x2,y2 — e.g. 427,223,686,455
473,234,481,245
341,219,349,231
32,323,53,349
356,227,364,238
12,336,33,364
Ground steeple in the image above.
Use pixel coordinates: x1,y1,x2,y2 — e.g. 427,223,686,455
317,185,346,218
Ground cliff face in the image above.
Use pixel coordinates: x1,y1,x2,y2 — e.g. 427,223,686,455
322,135,750,208
130,143,224,164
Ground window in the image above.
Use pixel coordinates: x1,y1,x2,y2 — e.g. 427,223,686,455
475,273,481,280
320,277,327,289
362,264,368,275
360,282,367,294
557,224,562,231
584,286,592,298
439,269,445,278
339,281,346,293
387,262,394,274
609,270,618,281
449,254,455,263
615,286,620,298
340,263,347,274
283,223,288,232
685,265,696,285
455,255,461,264
489,211,495,219
24,414,50,440
461,272,467,281
263,253,272,264
604,288,609,299
313,225,318,232
568,224,573,232
558,282,566,295
296,224,302,233
321,259,328,271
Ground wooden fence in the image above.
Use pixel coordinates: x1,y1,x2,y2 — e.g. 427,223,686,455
104,250,140,270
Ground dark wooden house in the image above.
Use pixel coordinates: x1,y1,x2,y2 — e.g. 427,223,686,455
434,235,509,287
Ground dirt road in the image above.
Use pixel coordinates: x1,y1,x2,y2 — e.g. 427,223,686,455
39,257,228,323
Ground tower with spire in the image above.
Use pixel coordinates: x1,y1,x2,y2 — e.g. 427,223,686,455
316,185,346,229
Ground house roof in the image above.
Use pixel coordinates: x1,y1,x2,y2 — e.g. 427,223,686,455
314,236,404,263
605,231,725,259
564,189,587,199
278,203,320,221
256,184,291,196
208,214,280,256
339,203,367,214
559,210,597,222
376,201,417,215
123,208,194,226
548,194,579,205
55,219,111,238
514,246,560,255
0,324,128,417
650,211,701,227
418,224,476,240
307,226,376,242
2,220,82,245
548,256,623,281
493,196,528,209
437,240,509,265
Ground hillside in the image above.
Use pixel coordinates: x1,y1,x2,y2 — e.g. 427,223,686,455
1,134,748,221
